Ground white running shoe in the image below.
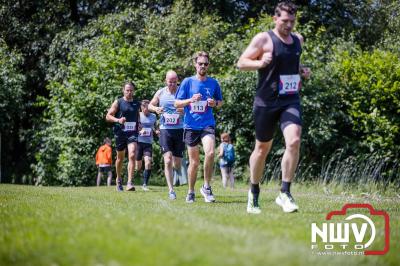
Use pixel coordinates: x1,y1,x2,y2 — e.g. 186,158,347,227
142,184,149,191
169,191,177,200
200,186,216,203
126,183,135,191
275,192,299,213
247,189,261,214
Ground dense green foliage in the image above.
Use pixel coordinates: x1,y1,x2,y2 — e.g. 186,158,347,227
33,3,233,185
0,39,25,181
0,1,399,185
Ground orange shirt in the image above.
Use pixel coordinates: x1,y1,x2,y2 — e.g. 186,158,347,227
95,144,112,165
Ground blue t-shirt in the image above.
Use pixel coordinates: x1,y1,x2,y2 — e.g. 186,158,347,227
157,87,184,130
175,76,223,130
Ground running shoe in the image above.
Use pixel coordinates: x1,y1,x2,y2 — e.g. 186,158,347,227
169,190,177,200
200,185,216,203
275,191,299,213
246,189,261,214
142,184,149,191
186,192,195,203
126,182,136,191
116,180,123,192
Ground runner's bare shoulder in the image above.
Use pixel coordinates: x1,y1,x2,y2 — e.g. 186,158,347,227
293,32,304,45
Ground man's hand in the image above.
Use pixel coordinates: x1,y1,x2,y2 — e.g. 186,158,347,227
190,93,202,103
118,117,126,124
260,52,273,68
155,107,164,114
207,98,216,107
300,66,311,79
176,108,184,114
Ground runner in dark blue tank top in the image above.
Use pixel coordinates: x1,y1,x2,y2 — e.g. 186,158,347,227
237,1,311,214
106,82,140,192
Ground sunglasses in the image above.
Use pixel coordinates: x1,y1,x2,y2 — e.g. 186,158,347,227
197,62,209,66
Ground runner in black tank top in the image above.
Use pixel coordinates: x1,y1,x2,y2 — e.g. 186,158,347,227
113,97,140,135
255,30,302,106
106,82,140,192
237,1,311,214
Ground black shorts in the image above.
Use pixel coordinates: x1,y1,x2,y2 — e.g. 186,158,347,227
160,129,185,157
135,142,153,161
99,166,111,173
183,126,215,147
115,131,138,151
253,103,302,142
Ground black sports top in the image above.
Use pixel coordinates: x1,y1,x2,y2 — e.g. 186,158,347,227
254,30,302,107
113,97,140,134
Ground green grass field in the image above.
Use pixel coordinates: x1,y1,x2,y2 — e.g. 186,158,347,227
0,182,399,266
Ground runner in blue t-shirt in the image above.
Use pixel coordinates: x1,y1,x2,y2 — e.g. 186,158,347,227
175,51,223,203
149,70,185,200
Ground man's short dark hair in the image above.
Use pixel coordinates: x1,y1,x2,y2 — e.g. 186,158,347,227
275,1,297,16
123,81,135,89
141,99,150,105
193,51,209,63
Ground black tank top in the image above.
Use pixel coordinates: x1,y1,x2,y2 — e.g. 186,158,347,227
113,97,140,134
254,30,302,107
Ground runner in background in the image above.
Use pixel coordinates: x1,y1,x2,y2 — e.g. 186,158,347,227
149,70,185,200
218,133,235,188
135,100,158,191
106,82,141,192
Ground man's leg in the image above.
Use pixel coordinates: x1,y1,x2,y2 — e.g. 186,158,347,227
249,140,273,184
275,104,302,212
274,123,301,212
143,155,152,186
247,140,272,213
136,160,142,185
187,145,200,193
163,152,174,191
107,170,112,186
126,142,137,190
201,134,215,187
200,134,216,202
281,124,302,184
116,150,125,191
97,171,102,186
172,156,183,184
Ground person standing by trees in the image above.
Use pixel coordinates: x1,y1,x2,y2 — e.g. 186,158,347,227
135,100,158,191
218,133,235,188
106,82,141,192
237,1,311,214
149,70,185,200
175,51,223,203
95,137,113,186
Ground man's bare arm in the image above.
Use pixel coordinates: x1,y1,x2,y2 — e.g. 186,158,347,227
237,32,272,71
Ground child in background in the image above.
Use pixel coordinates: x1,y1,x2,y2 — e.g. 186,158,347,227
95,137,113,186
218,133,235,188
